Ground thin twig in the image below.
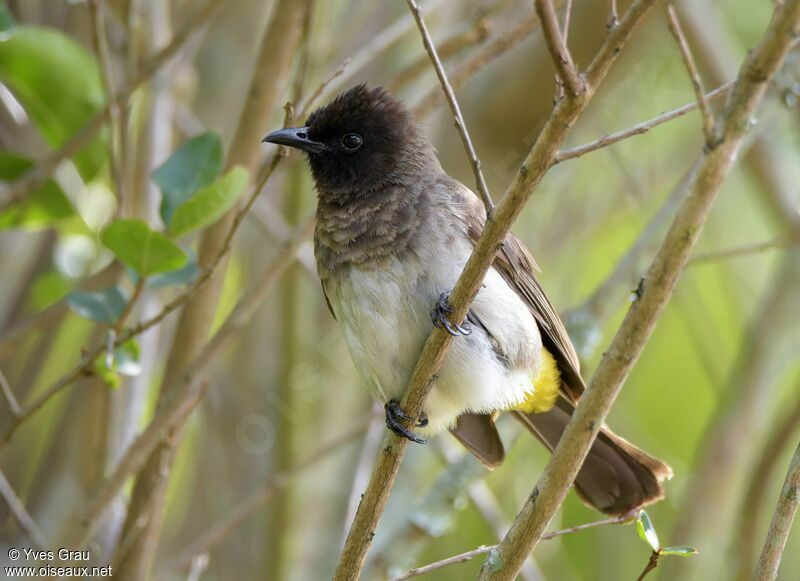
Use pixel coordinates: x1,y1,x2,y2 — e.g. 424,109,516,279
0,366,21,417
556,80,734,162
664,4,716,143
114,277,145,336
636,551,661,581
477,2,800,578
535,0,584,98
319,0,451,103
560,0,574,44
412,13,546,119
689,236,795,265
608,0,619,29
736,391,800,578
389,514,630,580
386,16,492,93
0,470,47,548
296,59,352,120
406,0,493,213
391,545,494,581
334,2,659,578
0,0,226,211
88,0,125,206
754,439,800,580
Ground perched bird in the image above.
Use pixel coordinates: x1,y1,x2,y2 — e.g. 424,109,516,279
263,85,671,515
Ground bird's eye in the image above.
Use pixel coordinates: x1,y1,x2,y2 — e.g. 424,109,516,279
341,133,363,151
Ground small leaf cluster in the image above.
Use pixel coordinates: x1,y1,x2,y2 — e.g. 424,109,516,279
636,510,698,558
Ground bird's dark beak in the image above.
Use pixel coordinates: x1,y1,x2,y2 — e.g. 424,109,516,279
262,127,327,154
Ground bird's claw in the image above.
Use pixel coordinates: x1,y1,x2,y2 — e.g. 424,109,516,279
431,292,472,336
385,400,427,444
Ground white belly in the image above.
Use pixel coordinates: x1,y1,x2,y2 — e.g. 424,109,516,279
325,246,543,433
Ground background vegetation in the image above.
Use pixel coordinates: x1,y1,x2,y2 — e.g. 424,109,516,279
0,0,799,579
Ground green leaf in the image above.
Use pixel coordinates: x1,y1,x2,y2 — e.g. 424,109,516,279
0,152,74,229
67,287,128,323
154,132,223,225
93,356,121,389
92,337,141,388
114,339,141,377
147,249,198,288
660,546,698,557
102,219,188,275
636,511,660,552
168,165,248,238
0,26,106,180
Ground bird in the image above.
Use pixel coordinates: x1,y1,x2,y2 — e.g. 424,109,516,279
262,84,671,515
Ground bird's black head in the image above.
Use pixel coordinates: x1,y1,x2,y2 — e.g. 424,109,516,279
263,85,436,198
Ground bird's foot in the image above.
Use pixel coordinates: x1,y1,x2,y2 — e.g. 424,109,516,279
431,292,472,336
385,400,427,444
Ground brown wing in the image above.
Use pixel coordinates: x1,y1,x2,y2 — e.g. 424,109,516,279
459,190,585,402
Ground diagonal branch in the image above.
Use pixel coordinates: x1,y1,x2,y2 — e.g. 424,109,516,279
664,4,716,143
477,1,800,579
333,1,660,579
556,81,734,162
0,366,20,417
406,0,494,212
754,438,800,580
0,470,47,548
535,0,584,97
390,514,630,580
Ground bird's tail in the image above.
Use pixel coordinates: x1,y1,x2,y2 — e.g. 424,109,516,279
514,398,673,516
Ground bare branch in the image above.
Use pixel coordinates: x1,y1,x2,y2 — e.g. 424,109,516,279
386,16,491,93
0,366,20,417
412,14,544,119
535,0,584,98
320,0,453,102
689,236,796,265
0,470,47,548
664,4,716,143
754,439,800,580
296,59,352,120
334,2,659,578
560,0,574,43
390,514,631,580
406,0,494,212
608,0,619,29
556,81,734,163
87,0,125,204
478,2,800,578
736,390,800,577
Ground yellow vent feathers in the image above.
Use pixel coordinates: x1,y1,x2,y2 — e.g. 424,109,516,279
512,348,561,414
